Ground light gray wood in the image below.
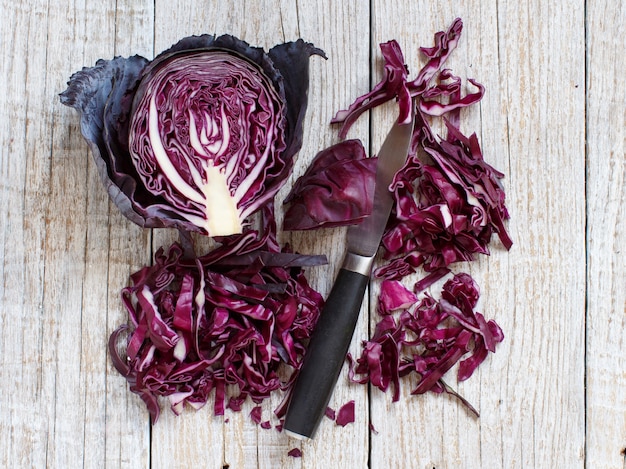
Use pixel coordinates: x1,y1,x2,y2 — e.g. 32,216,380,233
0,0,623,468
586,1,626,468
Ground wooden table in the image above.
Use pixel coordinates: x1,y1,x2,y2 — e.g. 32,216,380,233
1,1,624,467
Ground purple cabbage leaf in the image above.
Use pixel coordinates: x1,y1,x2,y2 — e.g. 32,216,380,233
283,139,377,230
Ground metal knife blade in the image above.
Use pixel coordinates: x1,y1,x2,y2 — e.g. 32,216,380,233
346,116,415,258
283,112,415,440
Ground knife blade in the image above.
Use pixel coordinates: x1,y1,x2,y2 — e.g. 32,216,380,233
283,112,415,440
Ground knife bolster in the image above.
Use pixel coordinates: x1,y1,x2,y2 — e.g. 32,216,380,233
342,251,376,276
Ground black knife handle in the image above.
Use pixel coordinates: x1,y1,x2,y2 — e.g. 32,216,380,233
283,264,370,439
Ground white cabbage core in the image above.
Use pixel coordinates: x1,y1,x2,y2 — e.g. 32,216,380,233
148,96,242,236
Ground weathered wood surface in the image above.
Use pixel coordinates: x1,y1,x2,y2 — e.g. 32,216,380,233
0,1,623,468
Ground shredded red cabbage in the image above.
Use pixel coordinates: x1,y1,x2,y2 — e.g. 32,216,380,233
348,273,503,404
109,217,326,423
331,18,472,138
282,18,510,416
287,18,511,279
381,113,512,277
285,19,512,282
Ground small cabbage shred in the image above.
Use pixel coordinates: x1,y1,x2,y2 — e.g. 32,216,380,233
323,399,356,427
61,35,325,236
287,18,512,277
335,400,356,427
287,448,302,458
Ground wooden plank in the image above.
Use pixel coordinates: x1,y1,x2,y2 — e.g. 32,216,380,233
42,2,119,467
103,2,155,468
102,223,153,469
277,1,371,467
585,2,626,468
0,1,121,467
367,6,491,467
0,1,54,466
369,1,586,468
0,1,154,467
493,1,586,466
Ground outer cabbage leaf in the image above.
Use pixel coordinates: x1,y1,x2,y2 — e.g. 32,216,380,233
283,139,377,230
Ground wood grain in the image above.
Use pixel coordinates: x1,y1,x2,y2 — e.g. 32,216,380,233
586,2,626,469
0,0,623,468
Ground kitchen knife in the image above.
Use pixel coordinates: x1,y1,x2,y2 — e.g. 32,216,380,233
283,113,415,440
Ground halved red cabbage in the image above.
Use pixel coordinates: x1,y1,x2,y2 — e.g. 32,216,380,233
61,35,325,236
